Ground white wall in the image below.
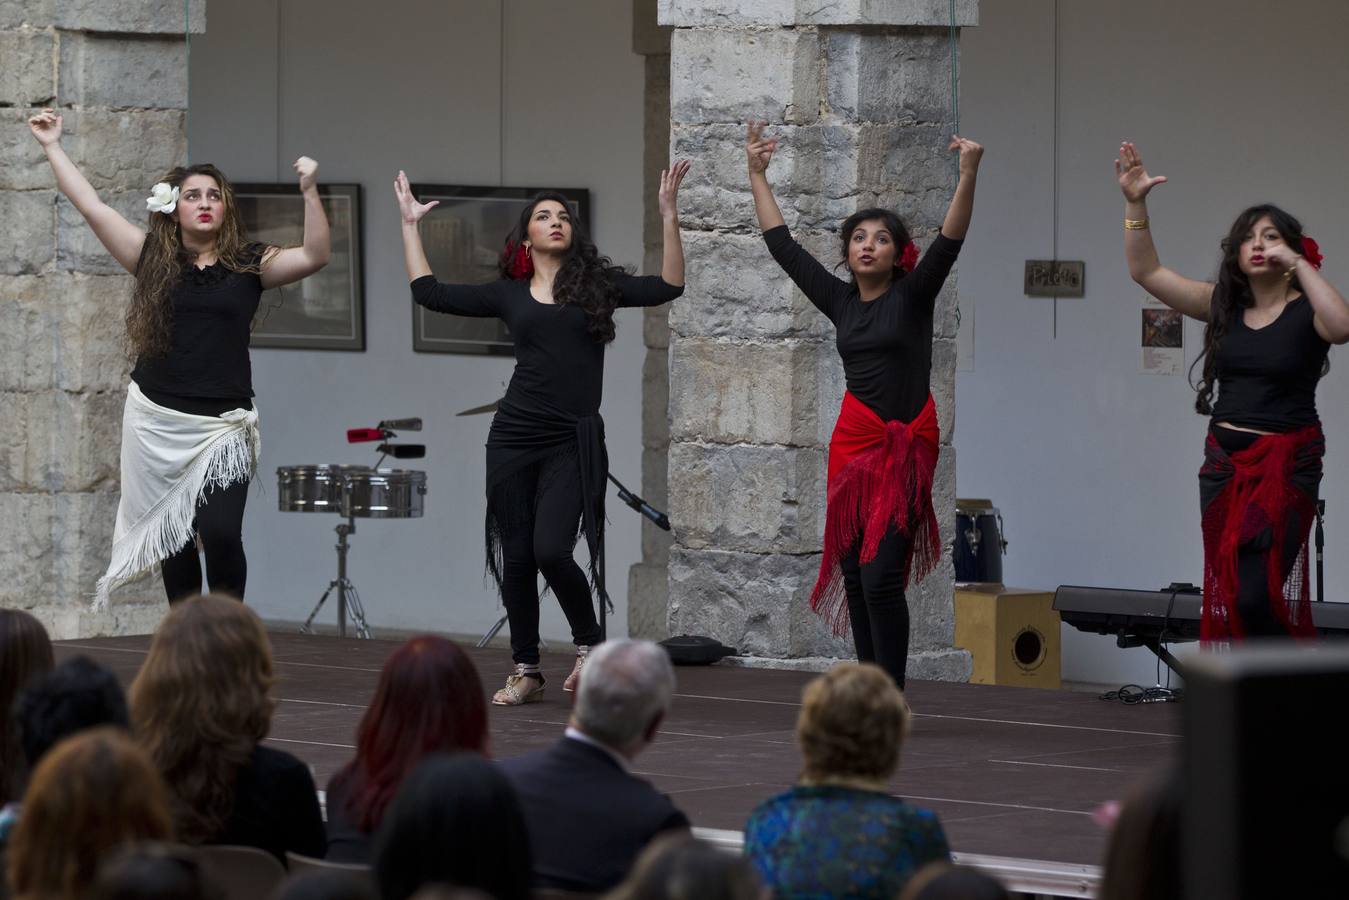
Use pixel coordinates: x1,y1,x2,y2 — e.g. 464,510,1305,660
957,0,1349,685
189,0,650,643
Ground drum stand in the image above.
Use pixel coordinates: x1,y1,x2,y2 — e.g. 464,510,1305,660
302,515,372,640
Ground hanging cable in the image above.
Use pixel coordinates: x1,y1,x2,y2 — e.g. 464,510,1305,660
183,0,191,160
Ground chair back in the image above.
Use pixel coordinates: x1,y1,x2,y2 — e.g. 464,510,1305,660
196,844,287,900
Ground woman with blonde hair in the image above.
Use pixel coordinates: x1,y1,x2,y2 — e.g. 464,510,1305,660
27,109,330,608
744,663,949,899
130,594,324,860
5,727,173,900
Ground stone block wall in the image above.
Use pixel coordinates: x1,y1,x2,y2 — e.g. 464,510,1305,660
659,1,975,679
0,1,202,637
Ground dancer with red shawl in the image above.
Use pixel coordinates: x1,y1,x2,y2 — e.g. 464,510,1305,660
1117,141,1349,640
747,122,983,688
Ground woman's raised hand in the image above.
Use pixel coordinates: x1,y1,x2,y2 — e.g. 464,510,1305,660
393,170,439,224
658,160,692,221
949,135,984,176
294,156,319,193
746,120,779,175
1115,141,1167,202
27,108,63,147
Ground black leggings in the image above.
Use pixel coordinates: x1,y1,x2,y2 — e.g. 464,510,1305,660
840,526,912,689
495,453,601,666
161,478,250,604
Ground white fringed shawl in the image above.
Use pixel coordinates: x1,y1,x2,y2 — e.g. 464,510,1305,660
95,381,260,608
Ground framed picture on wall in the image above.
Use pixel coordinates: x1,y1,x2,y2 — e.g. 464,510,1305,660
409,184,591,355
234,182,365,351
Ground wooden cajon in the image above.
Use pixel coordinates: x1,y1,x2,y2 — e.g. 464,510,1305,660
954,585,1062,688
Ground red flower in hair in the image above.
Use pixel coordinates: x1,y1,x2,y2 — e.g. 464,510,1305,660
899,241,920,275
502,241,534,280
1300,236,1323,270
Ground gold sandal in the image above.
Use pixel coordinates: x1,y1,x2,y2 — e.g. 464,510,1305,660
492,665,545,706
563,647,590,693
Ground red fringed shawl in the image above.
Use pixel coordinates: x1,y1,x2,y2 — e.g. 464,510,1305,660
1199,425,1323,642
810,391,941,635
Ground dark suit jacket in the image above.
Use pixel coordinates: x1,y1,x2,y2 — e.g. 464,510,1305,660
499,736,689,892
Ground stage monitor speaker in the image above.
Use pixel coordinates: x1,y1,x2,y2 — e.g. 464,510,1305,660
1183,643,1349,900
954,586,1061,689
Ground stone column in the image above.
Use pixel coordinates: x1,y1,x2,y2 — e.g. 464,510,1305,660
0,0,203,638
662,0,976,679
626,0,675,640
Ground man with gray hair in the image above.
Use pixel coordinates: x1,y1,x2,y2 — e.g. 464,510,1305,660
498,639,690,892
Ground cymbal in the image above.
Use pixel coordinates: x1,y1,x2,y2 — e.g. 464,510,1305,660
455,399,502,417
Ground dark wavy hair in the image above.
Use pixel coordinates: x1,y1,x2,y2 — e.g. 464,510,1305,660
838,207,912,282
1192,204,1326,414
330,635,488,834
498,191,624,343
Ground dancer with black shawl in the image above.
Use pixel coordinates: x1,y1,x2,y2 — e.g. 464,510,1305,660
395,166,689,705
1117,141,1349,639
747,122,983,689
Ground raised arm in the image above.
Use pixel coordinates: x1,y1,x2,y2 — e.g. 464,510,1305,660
260,156,331,289
1264,241,1349,345
657,160,691,287
394,169,438,281
746,120,786,231
28,109,144,274
1116,142,1213,321
940,136,982,240
393,170,501,318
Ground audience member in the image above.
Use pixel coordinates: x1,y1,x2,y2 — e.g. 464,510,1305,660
129,594,325,860
499,638,689,893
0,609,54,805
1099,770,1182,900
373,753,531,900
897,863,1011,900
744,663,949,899
14,655,129,767
5,727,173,900
326,635,487,863
90,843,222,900
605,833,765,900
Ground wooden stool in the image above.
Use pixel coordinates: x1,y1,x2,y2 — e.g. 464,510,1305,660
954,585,1062,688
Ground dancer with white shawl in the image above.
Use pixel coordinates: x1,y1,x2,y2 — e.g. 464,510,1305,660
27,109,331,607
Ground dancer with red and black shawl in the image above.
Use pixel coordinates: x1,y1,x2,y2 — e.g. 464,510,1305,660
1117,141,1349,640
394,166,689,706
747,122,983,689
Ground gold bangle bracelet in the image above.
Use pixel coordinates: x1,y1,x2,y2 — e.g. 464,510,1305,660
1124,218,1150,230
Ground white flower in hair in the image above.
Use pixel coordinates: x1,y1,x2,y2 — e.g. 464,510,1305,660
146,182,179,214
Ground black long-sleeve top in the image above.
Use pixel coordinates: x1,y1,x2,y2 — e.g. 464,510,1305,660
411,272,683,478
764,225,962,423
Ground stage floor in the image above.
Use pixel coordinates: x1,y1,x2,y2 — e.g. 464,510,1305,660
55,632,1179,871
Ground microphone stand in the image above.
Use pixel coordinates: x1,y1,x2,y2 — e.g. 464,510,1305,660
1315,500,1326,604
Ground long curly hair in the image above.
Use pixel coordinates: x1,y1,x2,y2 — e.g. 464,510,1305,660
1192,204,1326,414
498,191,624,343
129,594,275,843
129,163,275,360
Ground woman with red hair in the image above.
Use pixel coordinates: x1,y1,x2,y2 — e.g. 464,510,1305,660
324,635,488,862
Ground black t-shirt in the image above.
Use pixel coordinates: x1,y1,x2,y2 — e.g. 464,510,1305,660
411,272,683,463
213,744,326,863
764,225,962,423
130,247,265,403
1211,295,1330,432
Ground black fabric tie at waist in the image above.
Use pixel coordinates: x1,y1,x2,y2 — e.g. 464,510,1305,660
575,414,609,608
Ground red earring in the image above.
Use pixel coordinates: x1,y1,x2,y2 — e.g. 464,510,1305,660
503,241,535,279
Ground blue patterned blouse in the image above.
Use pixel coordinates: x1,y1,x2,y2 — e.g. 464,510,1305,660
744,784,951,899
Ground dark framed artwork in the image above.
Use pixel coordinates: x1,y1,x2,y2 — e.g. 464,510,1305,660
235,182,365,351
409,184,591,355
